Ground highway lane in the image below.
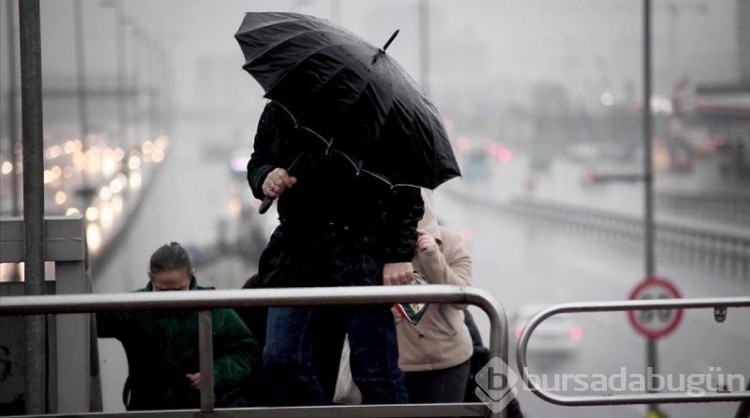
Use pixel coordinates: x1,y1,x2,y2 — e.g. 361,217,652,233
433,173,749,418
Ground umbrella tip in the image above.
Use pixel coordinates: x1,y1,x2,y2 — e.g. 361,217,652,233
381,29,400,53
373,29,399,64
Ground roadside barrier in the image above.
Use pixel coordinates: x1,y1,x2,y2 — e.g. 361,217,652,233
516,297,750,415
508,198,750,278
0,285,508,418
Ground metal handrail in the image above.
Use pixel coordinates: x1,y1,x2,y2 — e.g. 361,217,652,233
516,297,750,406
0,285,508,418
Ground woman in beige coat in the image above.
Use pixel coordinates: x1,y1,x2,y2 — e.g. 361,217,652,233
395,192,473,404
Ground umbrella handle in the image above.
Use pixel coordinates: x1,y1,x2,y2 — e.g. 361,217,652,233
257,149,307,215
259,196,274,214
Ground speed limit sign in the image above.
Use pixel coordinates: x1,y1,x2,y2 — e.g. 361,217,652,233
628,276,683,339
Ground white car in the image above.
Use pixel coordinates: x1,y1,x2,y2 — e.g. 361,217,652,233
512,304,583,356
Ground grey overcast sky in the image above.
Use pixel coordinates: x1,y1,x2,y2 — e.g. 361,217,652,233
1,0,741,122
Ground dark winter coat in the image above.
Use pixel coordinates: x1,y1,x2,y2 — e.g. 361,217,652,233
96,277,258,411
246,101,424,288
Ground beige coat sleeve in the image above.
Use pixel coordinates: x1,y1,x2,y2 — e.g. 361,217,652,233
415,227,472,299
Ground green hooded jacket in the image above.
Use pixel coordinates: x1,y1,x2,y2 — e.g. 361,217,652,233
96,276,258,410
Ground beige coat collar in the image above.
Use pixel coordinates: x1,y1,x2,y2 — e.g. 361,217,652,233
418,189,442,243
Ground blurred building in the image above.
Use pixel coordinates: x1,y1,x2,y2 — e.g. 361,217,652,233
740,0,750,81
684,0,750,184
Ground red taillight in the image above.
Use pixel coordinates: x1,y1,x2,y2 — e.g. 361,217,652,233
514,327,523,339
487,143,513,163
569,326,583,341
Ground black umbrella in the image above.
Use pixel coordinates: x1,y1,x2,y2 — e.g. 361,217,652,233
235,12,460,212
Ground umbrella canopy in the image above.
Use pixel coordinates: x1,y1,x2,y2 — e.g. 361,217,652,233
235,12,460,189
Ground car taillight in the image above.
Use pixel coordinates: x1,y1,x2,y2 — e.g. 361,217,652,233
514,327,523,340
569,326,583,341
582,171,597,184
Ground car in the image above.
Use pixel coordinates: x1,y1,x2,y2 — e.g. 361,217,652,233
511,304,583,357
462,149,491,181
567,143,601,163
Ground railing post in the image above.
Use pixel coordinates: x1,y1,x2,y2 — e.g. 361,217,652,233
467,289,509,418
18,0,46,413
48,216,91,413
0,216,93,414
198,310,214,412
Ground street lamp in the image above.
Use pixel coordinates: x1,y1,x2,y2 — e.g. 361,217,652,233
100,0,129,149
154,41,175,136
330,0,341,23
73,0,96,207
5,0,20,217
129,21,143,148
136,30,157,141
419,0,430,97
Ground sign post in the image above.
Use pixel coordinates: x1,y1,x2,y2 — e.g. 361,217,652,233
642,1,658,415
629,276,683,418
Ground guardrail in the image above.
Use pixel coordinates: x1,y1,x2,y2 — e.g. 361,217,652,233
507,198,750,278
0,285,508,418
657,193,750,226
516,297,750,410
442,186,750,278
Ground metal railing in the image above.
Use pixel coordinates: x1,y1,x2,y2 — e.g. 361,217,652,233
0,285,508,418
516,297,750,408
0,215,98,414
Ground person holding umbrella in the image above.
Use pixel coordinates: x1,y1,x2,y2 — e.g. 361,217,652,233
237,12,461,406
247,101,421,406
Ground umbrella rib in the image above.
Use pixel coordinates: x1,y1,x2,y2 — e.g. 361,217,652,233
330,149,362,173
267,64,359,139
265,42,392,144
238,15,359,45
264,41,373,97
424,100,443,181
360,169,393,187
288,65,390,133
360,169,421,190
242,28,331,67
267,100,300,128
348,59,399,160
270,100,334,148
298,125,333,148
238,15,312,33
380,58,407,131
243,27,368,69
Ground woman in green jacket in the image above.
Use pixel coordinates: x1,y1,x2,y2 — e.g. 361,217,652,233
97,242,259,410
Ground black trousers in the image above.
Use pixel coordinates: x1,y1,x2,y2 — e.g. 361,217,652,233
404,360,471,404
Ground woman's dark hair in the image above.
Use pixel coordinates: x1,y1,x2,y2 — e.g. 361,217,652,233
149,242,192,275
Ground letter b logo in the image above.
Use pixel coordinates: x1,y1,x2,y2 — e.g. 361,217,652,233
488,366,508,391
475,357,519,413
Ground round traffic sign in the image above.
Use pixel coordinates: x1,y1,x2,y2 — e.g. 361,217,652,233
628,276,683,339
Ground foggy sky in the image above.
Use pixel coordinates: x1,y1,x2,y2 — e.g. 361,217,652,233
0,0,741,126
